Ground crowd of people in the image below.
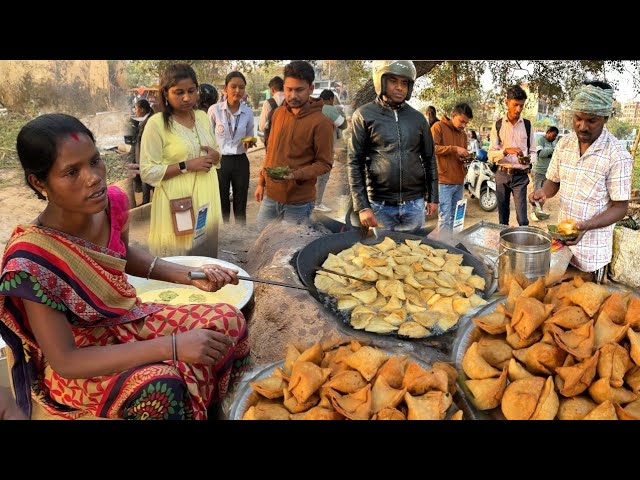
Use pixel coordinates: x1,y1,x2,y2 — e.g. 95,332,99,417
0,60,634,420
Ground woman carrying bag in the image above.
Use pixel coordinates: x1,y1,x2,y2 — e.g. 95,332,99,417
140,63,223,258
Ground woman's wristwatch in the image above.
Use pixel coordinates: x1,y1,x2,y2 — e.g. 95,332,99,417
179,161,188,173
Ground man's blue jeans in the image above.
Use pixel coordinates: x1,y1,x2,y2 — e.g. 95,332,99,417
256,196,314,232
370,197,425,235
437,184,465,231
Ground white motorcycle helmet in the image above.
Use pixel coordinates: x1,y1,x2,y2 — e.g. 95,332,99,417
372,60,417,101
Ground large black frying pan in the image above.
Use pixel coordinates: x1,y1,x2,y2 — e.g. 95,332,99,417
295,230,494,352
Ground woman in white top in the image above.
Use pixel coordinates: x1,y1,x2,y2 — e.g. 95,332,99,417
468,130,481,156
207,71,256,225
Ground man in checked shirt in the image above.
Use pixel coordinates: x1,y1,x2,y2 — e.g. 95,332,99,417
529,81,633,283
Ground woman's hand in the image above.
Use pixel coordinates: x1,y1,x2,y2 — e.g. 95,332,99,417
174,330,234,365
187,147,220,173
191,264,239,292
201,145,221,165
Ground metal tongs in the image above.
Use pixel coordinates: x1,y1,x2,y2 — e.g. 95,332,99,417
187,271,310,291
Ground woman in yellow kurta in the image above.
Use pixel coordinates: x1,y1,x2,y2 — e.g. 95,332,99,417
140,63,223,258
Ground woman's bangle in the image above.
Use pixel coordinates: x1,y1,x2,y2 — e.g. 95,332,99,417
171,333,178,363
146,256,159,280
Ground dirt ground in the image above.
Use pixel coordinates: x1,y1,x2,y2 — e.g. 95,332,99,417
0,149,561,263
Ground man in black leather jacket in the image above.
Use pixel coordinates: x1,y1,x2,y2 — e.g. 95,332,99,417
348,60,438,233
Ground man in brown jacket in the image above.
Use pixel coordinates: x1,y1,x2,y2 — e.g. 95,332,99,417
431,103,473,233
254,61,334,231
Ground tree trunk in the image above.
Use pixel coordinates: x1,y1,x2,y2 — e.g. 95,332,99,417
351,61,444,110
451,62,459,92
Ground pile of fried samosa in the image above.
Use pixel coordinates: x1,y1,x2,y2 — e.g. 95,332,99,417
462,275,640,420
243,338,462,420
314,237,487,338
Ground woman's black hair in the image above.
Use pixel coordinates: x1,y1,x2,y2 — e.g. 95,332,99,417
16,113,95,200
159,63,199,130
225,71,247,87
136,98,153,116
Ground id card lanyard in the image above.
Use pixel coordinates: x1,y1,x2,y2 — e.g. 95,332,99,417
225,107,241,141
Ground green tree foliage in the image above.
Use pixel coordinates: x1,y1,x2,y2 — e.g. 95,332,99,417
125,60,234,87
417,61,486,113
318,61,371,94
243,63,286,111
607,117,635,139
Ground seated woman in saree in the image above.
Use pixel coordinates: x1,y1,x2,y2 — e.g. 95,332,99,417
0,113,250,420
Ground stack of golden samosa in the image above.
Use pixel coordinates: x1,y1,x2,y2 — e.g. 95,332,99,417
242,338,462,420
461,275,640,420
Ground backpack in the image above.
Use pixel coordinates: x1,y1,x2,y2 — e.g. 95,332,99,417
263,97,279,147
495,117,531,152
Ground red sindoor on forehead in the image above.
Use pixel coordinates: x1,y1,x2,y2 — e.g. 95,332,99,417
70,132,80,141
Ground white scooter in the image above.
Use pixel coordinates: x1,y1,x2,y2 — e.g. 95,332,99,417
463,150,498,212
